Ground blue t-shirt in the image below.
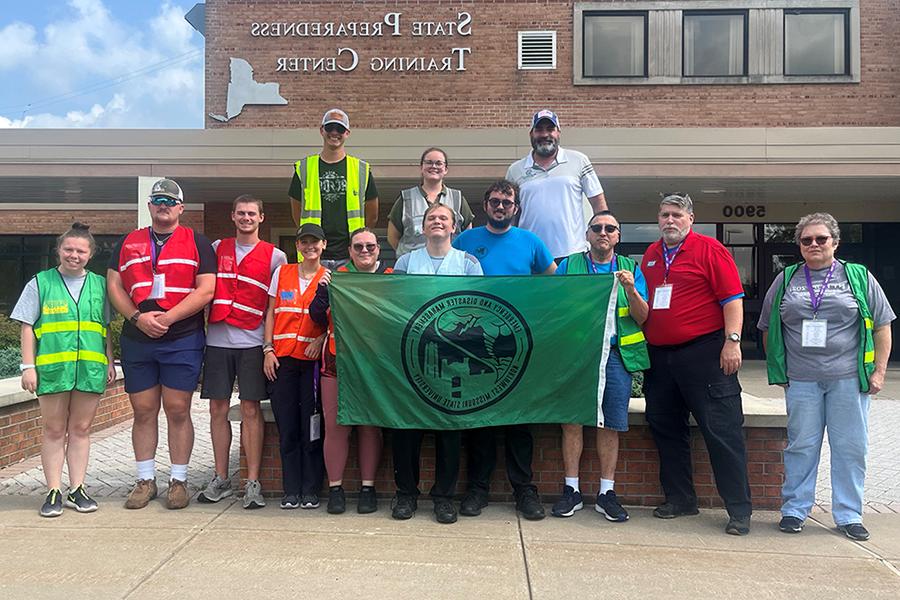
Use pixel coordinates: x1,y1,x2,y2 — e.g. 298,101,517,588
557,252,649,345
452,226,554,276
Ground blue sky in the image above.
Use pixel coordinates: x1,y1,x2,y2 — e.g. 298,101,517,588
0,0,204,128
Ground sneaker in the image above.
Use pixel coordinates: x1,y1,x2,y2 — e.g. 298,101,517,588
65,484,98,513
124,479,158,510
197,474,233,504
433,499,458,524
726,515,751,536
595,491,629,522
40,489,63,518
838,523,870,541
166,479,190,510
551,485,584,518
327,486,346,514
357,486,378,514
652,502,700,519
242,480,266,510
779,516,804,534
391,493,417,520
280,494,300,509
300,494,320,509
516,488,546,521
459,492,489,517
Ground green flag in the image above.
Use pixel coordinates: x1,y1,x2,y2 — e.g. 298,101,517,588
331,272,617,429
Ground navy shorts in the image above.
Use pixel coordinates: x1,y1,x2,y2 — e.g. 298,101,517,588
600,349,634,432
120,329,205,394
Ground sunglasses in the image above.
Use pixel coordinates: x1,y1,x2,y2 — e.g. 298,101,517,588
589,224,619,234
323,123,347,134
150,196,180,207
487,197,516,209
800,235,831,246
352,242,378,253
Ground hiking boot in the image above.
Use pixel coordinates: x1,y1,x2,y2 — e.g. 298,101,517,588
166,479,190,510
391,493,417,520
197,474,233,504
779,516,804,534
300,494,320,509
652,502,699,519
327,486,346,514
551,485,583,518
125,479,158,510
242,480,266,510
65,484,98,513
516,488,546,521
434,499,458,524
280,494,300,509
40,489,63,518
595,491,629,522
838,523,870,541
357,485,378,514
459,492,489,517
726,515,751,536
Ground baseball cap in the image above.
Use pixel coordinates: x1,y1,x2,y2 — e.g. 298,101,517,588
531,109,560,130
149,179,184,203
296,223,326,240
321,108,350,130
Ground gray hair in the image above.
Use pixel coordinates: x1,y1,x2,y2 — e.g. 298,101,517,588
659,192,693,214
794,212,840,245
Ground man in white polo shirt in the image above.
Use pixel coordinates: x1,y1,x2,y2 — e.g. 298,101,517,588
506,109,608,262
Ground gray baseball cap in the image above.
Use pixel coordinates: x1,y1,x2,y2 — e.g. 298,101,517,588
149,179,184,203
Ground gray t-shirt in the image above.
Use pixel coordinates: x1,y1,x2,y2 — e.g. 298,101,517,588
392,252,484,275
758,262,895,381
11,271,112,326
206,240,288,349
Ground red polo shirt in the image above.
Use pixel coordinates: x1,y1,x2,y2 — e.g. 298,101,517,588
641,230,744,346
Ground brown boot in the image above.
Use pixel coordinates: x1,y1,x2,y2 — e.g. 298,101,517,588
124,479,158,509
166,479,190,510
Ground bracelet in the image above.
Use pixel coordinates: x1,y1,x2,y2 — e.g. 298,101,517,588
263,347,275,355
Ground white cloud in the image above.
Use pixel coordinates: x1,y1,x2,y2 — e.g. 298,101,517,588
0,93,127,128
0,23,38,69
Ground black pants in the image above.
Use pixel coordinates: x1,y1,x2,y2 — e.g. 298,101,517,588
269,356,324,496
465,426,536,498
392,429,460,501
644,330,752,518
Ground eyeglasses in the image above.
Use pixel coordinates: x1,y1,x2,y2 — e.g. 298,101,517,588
323,123,347,134
352,242,378,253
589,224,619,234
800,235,831,246
150,196,180,207
487,197,516,209
422,159,446,168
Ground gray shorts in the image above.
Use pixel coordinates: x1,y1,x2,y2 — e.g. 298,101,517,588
200,345,268,401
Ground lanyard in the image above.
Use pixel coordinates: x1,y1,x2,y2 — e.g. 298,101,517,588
149,228,158,273
804,261,837,318
586,252,617,274
661,241,683,284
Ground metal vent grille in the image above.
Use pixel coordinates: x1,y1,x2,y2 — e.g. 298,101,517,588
518,31,557,70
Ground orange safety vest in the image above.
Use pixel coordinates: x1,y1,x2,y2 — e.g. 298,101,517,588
118,226,198,310
272,264,326,359
209,238,275,330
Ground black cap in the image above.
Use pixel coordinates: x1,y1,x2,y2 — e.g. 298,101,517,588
296,223,326,240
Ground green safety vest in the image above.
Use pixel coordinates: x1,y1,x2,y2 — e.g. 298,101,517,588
766,260,876,392
295,154,369,232
33,269,108,396
565,252,651,373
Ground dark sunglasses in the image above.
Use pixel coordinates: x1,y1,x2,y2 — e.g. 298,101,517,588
150,196,180,207
323,123,347,134
800,235,831,246
352,242,378,253
487,197,516,209
589,224,619,234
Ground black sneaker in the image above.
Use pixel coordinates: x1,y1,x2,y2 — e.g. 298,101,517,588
838,523,870,541
779,516,804,534
459,492,489,517
653,502,700,519
516,488,546,521
357,486,378,514
391,493,417,520
40,489,63,518
433,499,458,524
595,491,629,522
300,494,320,509
65,484,98,513
726,515,751,536
327,486,346,514
551,485,583,518
280,494,300,509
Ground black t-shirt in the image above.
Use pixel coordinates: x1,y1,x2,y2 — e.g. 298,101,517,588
289,156,378,260
108,228,217,341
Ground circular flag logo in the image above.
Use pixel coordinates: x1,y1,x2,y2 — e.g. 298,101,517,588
401,291,533,414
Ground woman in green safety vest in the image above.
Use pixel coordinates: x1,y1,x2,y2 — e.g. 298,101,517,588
10,223,116,518
757,212,895,542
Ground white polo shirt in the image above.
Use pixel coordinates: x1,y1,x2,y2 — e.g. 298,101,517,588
506,147,604,258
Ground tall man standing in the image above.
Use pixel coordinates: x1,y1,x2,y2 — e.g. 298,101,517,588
197,195,287,509
452,179,556,521
107,179,216,510
506,109,607,262
640,193,752,535
290,108,379,269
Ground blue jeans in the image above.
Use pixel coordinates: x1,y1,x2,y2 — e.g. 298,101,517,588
600,349,632,432
783,378,870,526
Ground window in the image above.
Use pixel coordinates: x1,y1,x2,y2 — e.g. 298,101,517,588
582,12,646,77
784,10,849,76
683,11,747,77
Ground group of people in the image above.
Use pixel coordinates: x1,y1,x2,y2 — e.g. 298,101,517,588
13,108,894,542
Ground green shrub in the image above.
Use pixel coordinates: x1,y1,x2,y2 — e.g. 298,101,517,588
0,347,21,379
0,314,20,348
631,371,644,398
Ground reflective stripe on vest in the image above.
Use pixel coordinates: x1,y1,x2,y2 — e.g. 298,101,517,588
34,320,107,338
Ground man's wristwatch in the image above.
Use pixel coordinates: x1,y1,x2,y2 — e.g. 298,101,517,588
129,310,141,324
20,363,35,372
727,332,741,343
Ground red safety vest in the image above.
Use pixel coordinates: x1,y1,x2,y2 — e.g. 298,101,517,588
209,238,275,330
272,264,326,359
118,226,198,310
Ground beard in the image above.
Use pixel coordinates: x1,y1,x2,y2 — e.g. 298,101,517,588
488,215,514,229
531,137,558,157
661,227,689,246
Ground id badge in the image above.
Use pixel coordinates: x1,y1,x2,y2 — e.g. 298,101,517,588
653,284,673,310
801,319,828,348
148,273,166,299
309,413,321,442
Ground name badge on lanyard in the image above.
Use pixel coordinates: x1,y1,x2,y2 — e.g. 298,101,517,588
800,262,836,348
653,241,682,311
148,234,166,299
